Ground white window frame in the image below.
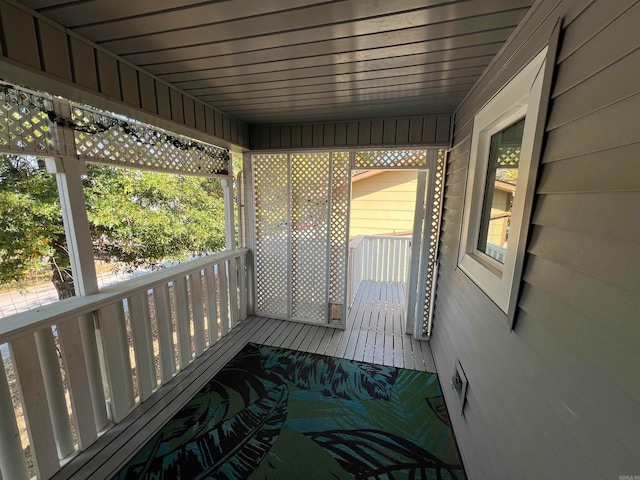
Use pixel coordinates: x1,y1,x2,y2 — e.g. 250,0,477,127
458,47,548,320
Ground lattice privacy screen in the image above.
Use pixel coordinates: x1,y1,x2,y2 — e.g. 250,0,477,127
0,83,230,177
328,153,350,307
0,86,57,156
253,148,444,333
354,149,427,168
72,106,229,176
252,152,349,324
496,147,521,167
422,150,446,335
290,153,330,322
253,154,289,317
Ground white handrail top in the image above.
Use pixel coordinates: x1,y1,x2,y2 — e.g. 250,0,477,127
360,235,411,240
0,248,249,345
349,235,364,249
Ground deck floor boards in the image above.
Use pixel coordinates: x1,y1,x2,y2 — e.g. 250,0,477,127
53,280,435,480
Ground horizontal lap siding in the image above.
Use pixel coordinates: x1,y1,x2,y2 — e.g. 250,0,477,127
0,1,248,149
432,0,640,479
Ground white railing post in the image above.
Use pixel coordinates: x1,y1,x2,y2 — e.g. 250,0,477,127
96,303,134,423
173,276,192,370
204,266,219,343
10,334,60,480
228,258,240,328
45,155,108,431
485,243,507,263
239,254,248,321
349,235,412,287
128,293,156,401
153,284,176,383
0,357,29,480
347,242,356,307
218,262,230,336
190,271,207,357
0,249,249,479
33,327,75,458
56,317,99,449
222,178,236,250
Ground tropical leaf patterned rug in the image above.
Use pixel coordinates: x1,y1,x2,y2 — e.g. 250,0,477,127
113,343,466,479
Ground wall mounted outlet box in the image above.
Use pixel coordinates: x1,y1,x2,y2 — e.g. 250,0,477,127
451,359,468,416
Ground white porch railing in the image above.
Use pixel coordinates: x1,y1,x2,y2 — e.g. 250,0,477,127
485,243,507,263
0,249,248,480
347,235,411,306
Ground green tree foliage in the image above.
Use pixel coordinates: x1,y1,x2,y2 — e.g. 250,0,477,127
0,155,226,300
0,156,72,296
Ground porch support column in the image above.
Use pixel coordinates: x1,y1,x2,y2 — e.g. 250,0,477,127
242,152,256,315
0,357,29,479
222,177,236,250
45,155,109,436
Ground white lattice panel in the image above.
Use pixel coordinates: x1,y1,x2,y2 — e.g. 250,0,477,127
328,152,350,306
0,85,56,155
290,153,330,322
423,150,446,334
72,106,229,177
354,149,427,168
252,154,289,317
497,147,521,167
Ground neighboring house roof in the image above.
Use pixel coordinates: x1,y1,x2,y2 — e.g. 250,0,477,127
494,179,516,193
351,170,387,183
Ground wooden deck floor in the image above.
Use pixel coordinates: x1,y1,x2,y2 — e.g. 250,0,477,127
53,280,436,480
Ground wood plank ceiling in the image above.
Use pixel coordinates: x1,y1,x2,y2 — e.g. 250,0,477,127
17,0,533,125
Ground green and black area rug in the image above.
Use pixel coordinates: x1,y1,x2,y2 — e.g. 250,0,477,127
113,343,466,480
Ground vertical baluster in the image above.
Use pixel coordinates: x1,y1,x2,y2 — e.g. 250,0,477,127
396,240,403,283
228,258,239,329
78,314,109,432
389,238,394,282
205,266,219,343
96,303,134,423
365,238,372,281
10,334,59,479
368,238,373,280
56,317,98,450
190,270,206,356
218,262,230,336
389,239,395,283
404,239,410,284
382,238,389,282
359,239,365,285
363,238,369,282
373,238,380,282
379,238,385,282
380,238,385,282
0,356,29,480
239,254,248,321
153,284,175,384
128,292,156,401
173,276,192,370
371,238,380,281
34,327,74,458
355,241,362,297
396,240,409,283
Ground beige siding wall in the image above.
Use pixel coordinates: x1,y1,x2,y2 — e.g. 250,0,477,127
350,170,417,236
0,1,249,150
433,1,640,479
487,189,510,247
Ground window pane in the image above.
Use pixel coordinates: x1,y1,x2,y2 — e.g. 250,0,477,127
0,155,72,318
83,164,226,290
477,117,525,264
